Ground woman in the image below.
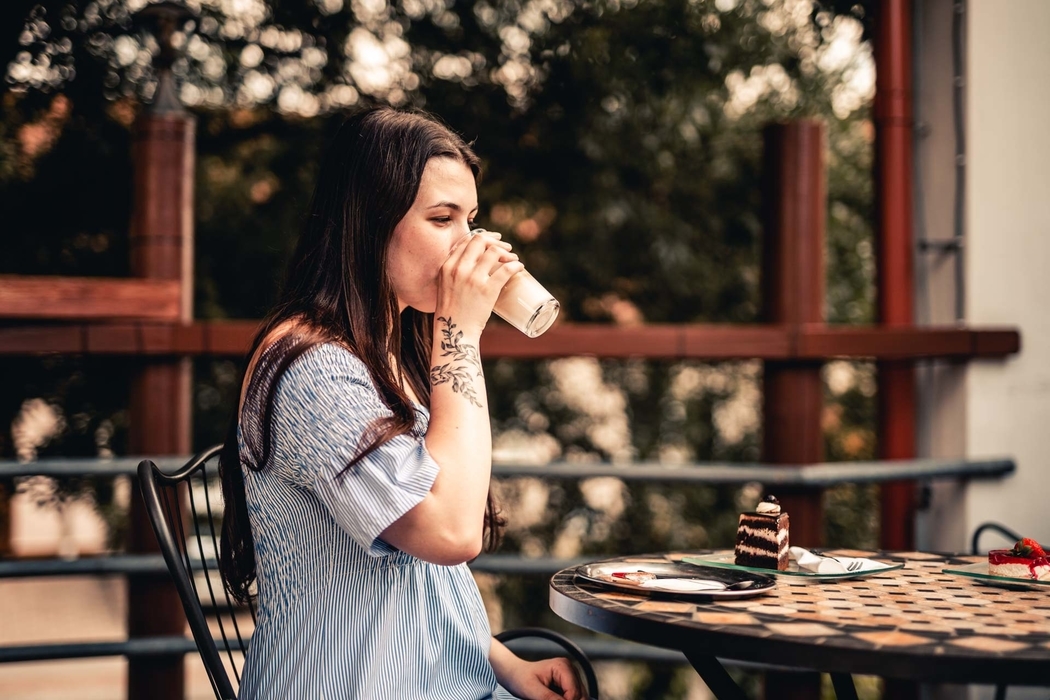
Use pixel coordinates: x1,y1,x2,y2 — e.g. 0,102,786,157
216,107,584,700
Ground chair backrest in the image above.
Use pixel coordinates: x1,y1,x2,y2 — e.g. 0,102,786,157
971,521,1024,554
138,445,253,700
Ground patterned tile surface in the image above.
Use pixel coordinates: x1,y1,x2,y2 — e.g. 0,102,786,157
550,551,1050,679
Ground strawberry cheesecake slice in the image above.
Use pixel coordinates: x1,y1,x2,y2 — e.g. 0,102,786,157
988,538,1050,580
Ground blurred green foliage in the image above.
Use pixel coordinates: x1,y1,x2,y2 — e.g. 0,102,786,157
2,0,881,696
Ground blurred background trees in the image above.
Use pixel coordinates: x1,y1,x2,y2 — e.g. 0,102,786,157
2,0,880,696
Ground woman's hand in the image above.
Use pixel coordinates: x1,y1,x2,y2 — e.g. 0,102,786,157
435,230,523,337
490,639,586,700
500,657,585,700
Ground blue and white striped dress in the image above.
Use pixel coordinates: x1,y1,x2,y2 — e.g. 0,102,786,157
237,343,519,699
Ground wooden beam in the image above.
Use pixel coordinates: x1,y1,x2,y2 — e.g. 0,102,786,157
682,324,792,358
482,323,797,358
797,325,1021,359
972,328,1022,356
481,323,684,358
0,325,85,353
0,321,1021,360
0,276,181,321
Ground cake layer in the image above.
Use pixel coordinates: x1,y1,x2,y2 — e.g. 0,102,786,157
734,512,789,571
988,549,1050,580
989,562,1035,578
734,548,785,570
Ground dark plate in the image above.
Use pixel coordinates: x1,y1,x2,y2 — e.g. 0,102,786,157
574,559,776,599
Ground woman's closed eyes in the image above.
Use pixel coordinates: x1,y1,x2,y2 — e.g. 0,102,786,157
428,216,478,228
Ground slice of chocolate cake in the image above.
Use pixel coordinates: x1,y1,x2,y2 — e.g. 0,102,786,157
734,495,790,570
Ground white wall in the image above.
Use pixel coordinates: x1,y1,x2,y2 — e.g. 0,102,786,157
962,0,1050,544
914,0,969,554
916,5,1050,699
918,0,1050,555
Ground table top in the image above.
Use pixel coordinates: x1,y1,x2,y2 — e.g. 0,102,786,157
549,550,1050,684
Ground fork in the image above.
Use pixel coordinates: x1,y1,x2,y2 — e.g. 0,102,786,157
830,556,864,572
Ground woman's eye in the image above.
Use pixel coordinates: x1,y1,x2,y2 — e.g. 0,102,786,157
431,217,452,224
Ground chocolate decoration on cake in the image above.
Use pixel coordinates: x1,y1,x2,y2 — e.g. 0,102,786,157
734,494,790,570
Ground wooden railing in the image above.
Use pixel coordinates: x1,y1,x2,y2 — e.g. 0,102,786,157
0,319,1020,359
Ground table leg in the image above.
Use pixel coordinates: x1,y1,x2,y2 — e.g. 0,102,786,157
830,673,858,700
683,652,748,700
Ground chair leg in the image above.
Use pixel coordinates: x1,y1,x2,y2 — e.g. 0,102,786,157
831,673,859,700
683,652,748,700
994,684,1007,700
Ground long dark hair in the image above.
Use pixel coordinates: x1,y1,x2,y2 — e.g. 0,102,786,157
218,107,504,603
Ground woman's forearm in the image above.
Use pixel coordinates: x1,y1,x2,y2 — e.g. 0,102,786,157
488,638,518,685
379,315,493,564
423,316,492,539
380,232,520,565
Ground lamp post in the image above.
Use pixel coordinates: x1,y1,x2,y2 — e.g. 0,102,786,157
136,1,194,114
126,4,196,699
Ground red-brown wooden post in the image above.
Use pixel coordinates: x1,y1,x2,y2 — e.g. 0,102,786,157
874,0,917,552
874,2,918,698
125,5,195,699
760,121,825,699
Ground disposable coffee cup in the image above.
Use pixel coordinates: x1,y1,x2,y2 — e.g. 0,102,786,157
470,228,560,338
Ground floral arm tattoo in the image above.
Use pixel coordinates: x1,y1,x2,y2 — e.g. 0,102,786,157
429,317,484,407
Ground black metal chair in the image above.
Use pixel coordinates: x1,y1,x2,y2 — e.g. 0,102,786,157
138,446,245,700
138,445,599,700
971,521,1024,556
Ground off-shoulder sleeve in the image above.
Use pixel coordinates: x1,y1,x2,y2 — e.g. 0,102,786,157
271,344,439,556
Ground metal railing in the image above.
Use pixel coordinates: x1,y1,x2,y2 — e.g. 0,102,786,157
0,454,1015,670
0,454,1015,483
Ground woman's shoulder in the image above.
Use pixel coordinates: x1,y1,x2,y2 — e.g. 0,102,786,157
270,342,383,436
283,341,371,387
241,321,369,413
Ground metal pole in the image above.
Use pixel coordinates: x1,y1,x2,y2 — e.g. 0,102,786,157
760,120,826,700
126,4,195,699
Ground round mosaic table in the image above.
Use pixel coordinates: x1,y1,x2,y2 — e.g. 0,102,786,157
550,550,1050,699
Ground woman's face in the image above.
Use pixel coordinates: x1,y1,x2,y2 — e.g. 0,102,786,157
387,156,478,313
